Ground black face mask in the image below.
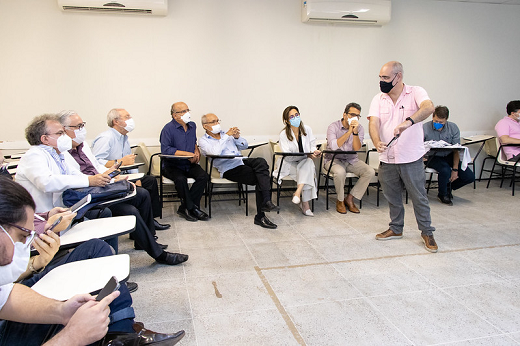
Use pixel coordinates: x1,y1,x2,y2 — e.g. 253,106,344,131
380,73,398,93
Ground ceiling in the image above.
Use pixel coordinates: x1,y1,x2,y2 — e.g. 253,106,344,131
431,0,520,4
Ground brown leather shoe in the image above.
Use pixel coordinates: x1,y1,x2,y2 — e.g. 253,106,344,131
375,229,403,240
344,198,360,213
336,200,347,214
421,234,438,253
132,322,185,345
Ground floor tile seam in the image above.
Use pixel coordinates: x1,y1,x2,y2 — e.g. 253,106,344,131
428,331,519,345
456,251,515,282
189,306,289,320
183,269,259,280
359,295,416,345
254,266,307,346
256,243,520,271
181,266,200,346
435,286,508,335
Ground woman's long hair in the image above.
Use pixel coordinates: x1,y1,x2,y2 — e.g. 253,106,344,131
282,105,307,142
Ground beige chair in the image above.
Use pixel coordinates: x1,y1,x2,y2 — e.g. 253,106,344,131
136,142,196,206
486,138,520,195
270,140,314,212
317,140,359,210
204,154,248,217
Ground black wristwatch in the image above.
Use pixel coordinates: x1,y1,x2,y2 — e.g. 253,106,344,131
452,168,458,172
406,117,415,125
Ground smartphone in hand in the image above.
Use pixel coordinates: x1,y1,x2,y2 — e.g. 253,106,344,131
108,170,121,179
70,194,92,214
47,216,63,232
95,276,120,301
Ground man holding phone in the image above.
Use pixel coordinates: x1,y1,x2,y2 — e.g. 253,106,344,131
60,111,189,266
0,177,186,345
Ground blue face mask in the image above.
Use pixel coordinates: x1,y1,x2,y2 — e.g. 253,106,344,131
289,116,301,128
433,122,444,130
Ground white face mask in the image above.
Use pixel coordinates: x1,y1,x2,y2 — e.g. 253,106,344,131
180,112,191,123
123,118,135,132
210,124,221,134
0,225,32,286
56,134,73,153
73,127,87,145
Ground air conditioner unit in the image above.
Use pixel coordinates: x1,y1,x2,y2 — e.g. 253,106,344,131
302,0,391,26
57,0,168,16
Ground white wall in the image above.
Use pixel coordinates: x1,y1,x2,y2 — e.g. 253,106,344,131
1,0,519,149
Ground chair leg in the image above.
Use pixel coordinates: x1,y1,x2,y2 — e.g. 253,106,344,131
208,183,214,218
487,160,498,188
276,184,281,214
426,173,433,194
245,184,249,216
325,178,329,210
376,182,380,207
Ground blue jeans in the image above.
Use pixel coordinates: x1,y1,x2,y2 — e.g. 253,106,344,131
0,239,135,346
379,158,435,235
426,153,475,196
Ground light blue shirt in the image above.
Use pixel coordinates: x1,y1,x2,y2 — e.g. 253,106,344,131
198,132,248,176
91,128,134,172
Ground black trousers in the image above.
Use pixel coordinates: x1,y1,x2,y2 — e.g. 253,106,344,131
138,174,161,218
163,164,208,211
109,187,163,259
223,158,271,217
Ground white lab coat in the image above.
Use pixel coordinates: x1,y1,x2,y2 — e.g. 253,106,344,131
15,146,89,212
273,125,318,202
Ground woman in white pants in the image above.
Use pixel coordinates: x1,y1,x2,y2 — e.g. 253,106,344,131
274,106,321,216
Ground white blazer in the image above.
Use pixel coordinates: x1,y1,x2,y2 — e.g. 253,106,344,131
15,146,89,212
274,125,317,182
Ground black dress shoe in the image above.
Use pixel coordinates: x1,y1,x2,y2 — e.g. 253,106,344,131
126,281,138,293
437,194,453,206
155,252,189,265
177,207,197,222
261,201,280,213
191,207,209,221
100,332,140,346
133,323,185,346
153,219,171,231
254,215,277,229
135,242,168,251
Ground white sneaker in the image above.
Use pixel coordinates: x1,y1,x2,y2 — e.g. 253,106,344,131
292,195,300,204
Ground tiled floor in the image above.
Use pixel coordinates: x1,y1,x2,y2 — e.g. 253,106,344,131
119,179,520,346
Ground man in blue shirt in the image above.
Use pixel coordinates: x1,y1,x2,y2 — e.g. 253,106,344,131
423,106,475,205
198,113,279,229
160,102,209,222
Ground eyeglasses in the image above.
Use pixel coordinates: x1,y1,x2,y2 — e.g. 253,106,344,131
347,113,360,117
205,119,221,125
289,113,300,120
174,109,190,115
5,223,36,245
66,122,86,130
379,73,398,82
45,131,66,136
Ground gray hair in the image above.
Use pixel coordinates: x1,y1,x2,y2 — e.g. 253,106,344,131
107,108,122,127
57,110,78,127
201,113,210,125
25,114,60,146
391,61,404,76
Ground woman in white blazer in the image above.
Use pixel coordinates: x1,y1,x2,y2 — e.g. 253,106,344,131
275,106,321,216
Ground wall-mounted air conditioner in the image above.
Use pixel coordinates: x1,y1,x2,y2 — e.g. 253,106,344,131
57,0,168,16
302,0,391,26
